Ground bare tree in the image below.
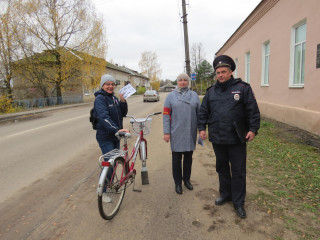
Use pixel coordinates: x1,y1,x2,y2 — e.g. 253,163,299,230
0,0,18,99
190,42,205,73
13,0,107,99
138,51,162,90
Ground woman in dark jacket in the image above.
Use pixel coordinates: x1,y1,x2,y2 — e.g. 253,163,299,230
94,74,128,155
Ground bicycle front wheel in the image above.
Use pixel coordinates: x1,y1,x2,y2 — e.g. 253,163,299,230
98,157,127,220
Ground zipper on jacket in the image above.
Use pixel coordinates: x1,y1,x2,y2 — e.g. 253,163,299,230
113,96,122,128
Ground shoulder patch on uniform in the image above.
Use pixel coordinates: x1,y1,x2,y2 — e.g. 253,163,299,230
236,78,250,86
206,85,214,91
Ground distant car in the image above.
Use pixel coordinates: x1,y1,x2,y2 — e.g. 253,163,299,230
143,90,160,102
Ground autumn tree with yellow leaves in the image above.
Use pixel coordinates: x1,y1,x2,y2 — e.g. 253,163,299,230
138,51,162,90
10,0,107,100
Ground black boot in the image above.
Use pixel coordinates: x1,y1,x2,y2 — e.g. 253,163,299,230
214,196,232,206
175,185,182,194
234,205,246,218
184,180,193,190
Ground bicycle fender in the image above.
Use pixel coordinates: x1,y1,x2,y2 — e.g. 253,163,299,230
96,158,115,196
97,166,108,197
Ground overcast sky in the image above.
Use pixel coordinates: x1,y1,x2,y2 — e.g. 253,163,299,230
92,0,261,80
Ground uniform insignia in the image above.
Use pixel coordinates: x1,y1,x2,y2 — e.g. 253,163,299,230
234,94,240,101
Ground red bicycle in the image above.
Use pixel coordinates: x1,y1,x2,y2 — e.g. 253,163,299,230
97,112,161,220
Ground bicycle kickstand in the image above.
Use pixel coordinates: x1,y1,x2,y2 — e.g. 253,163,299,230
132,178,142,192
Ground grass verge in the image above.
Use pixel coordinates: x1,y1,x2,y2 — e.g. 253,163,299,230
247,119,320,239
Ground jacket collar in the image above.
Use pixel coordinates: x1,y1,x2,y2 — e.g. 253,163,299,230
215,76,236,91
94,89,114,97
176,88,192,103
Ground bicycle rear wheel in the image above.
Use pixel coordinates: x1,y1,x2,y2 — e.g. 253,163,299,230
98,157,127,220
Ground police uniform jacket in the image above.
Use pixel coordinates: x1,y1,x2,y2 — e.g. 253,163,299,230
198,77,260,144
94,89,128,142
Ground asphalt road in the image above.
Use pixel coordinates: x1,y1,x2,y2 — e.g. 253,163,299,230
0,92,280,240
0,94,166,204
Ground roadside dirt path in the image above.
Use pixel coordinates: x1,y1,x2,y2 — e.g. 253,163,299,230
0,103,307,240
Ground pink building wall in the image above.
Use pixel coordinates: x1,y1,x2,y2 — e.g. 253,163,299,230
216,0,320,135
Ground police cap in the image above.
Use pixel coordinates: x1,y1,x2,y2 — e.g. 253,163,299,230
213,55,236,72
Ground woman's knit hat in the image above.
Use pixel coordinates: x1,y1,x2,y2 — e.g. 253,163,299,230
100,74,116,88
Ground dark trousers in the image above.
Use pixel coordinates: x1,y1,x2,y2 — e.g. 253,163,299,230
172,151,193,186
212,143,246,207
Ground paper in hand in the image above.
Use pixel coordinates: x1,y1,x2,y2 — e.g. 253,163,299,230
197,136,204,147
119,83,136,99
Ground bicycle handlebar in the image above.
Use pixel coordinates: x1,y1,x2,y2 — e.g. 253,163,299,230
126,112,162,122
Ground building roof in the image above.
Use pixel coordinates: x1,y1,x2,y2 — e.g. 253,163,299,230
121,66,149,80
106,62,130,74
163,82,176,88
14,47,106,65
106,62,149,80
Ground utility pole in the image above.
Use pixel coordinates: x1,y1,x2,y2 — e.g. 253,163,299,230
181,0,191,77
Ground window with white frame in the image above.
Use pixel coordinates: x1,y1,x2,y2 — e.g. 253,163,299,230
289,21,306,87
261,41,270,86
245,52,250,83
234,58,238,78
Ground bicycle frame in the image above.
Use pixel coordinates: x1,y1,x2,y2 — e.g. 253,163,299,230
118,128,146,186
97,112,161,197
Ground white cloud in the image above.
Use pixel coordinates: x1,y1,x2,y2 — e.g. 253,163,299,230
92,0,261,80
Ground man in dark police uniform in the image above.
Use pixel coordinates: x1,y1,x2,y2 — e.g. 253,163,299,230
198,55,260,218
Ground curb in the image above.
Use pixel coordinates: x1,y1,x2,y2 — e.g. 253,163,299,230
0,102,93,122
0,93,143,122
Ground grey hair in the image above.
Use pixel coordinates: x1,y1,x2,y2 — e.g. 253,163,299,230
176,73,190,81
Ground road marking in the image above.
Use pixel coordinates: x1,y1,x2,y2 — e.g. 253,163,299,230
128,99,142,104
2,96,155,140
3,114,88,139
